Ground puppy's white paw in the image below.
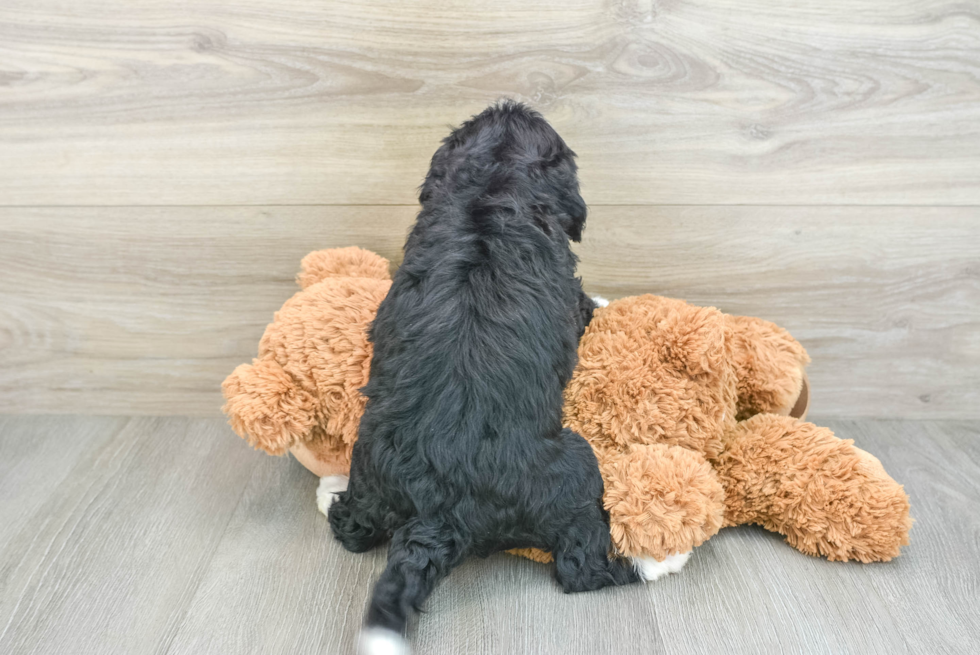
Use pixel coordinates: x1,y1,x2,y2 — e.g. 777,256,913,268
316,475,349,516
591,295,610,307
632,551,691,582
358,627,411,655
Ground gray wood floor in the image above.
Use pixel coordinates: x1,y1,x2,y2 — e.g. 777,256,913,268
1,416,977,655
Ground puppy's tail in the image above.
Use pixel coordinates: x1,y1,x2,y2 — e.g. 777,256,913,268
359,518,462,655
358,627,411,655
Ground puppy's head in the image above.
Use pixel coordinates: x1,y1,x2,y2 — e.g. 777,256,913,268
420,101,587,242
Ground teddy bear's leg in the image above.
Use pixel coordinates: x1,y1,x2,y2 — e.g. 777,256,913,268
725,314,811,420
600,444,726,580
316,475,349,515
714,414,912,562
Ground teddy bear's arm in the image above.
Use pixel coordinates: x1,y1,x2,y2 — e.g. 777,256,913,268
222,357,320,456
224,251,392,474
600,444,726,562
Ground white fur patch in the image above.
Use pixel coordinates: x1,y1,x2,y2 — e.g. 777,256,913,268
631,551,691,582
358,628,411,655
591,295,610,307
316,475,349,516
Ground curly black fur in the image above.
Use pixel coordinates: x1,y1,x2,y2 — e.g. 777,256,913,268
329,101,639,642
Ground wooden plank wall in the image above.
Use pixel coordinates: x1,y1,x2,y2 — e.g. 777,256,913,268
1,1,978,418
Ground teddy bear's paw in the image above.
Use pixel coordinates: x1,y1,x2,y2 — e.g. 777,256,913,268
358,627,411,655
631,551,691,582
316,475,349,516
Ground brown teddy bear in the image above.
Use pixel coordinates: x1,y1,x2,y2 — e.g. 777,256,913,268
223,247,911,578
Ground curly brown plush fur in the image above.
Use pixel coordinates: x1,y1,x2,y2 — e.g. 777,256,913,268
716,414,913,562
222,247,391,474
224,248,912,565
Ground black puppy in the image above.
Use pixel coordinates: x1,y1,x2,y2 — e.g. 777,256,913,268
329,101,640,654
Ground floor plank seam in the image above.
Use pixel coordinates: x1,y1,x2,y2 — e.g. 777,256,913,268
0,417,138,649
157,450,261,655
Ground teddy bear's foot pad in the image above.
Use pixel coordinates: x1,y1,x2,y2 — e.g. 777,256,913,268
316,475,349,516
358,627,411,655
632,551,691,582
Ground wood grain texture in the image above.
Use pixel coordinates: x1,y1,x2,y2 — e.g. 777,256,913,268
2,416,976,654
0,206,415,416
166,448,388,655
576,206,980,419
1,206,977,418
0,416,262,655
645,417,980,655
0,414,128,623
1,0,978,205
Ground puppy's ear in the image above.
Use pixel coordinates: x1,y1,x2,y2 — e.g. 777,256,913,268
418,159,444,204
557,192,587,242
532,193,587,242
419,135,457,204
533,149,587,242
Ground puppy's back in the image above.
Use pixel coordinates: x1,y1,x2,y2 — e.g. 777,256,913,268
360,102,587,503
335,106,642,654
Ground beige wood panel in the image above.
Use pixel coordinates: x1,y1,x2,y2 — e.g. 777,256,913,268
575,205,980,419
1,205,977,418
1,0,978,205
0,206,416,416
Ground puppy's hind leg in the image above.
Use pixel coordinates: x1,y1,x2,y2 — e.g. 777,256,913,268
574,284,597,337
548,428,640,592
328,491,388,554
360,517,466,655
553,500,641,592
317,475,349,516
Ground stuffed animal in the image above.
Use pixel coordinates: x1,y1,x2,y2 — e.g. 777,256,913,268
222,246,390,477
223,247,911,576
